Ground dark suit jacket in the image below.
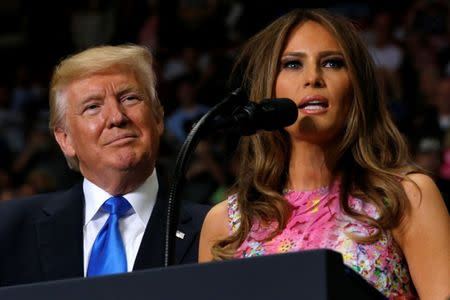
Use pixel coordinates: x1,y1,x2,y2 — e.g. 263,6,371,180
0,183,209,287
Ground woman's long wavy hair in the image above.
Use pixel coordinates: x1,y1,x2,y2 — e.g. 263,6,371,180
212,9,420,260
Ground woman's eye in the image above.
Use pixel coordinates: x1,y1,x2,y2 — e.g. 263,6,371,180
322,58,345,69
282,60,301,69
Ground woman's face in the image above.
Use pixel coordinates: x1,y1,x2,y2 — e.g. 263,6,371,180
275,21,353,144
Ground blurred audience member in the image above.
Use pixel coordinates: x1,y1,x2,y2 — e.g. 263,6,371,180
165,76,209,145
183,140,226,204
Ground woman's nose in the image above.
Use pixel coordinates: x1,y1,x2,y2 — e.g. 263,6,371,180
304,66,325,88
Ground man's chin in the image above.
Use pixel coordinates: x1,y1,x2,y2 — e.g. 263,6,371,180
111,156,154,173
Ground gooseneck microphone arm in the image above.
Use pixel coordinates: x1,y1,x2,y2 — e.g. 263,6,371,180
163,89,298,266
164,88,246,267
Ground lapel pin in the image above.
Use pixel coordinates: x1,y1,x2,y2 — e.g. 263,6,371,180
176,230,185,239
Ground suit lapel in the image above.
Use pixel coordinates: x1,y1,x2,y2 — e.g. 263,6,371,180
35,184,84,281
174,207,197,263
133,194,197,270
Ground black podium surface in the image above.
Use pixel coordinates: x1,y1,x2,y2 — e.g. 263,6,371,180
0,249,385,300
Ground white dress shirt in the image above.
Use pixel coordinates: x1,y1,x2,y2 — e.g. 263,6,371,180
83,170,158,276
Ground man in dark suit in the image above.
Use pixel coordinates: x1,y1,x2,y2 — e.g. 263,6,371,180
0,44,209,287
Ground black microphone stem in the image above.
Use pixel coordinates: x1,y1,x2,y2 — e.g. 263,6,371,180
164,88,244,267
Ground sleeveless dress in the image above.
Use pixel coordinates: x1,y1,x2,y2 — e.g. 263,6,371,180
227,180,416,299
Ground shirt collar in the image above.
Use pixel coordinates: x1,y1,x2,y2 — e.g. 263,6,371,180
83,170,159,226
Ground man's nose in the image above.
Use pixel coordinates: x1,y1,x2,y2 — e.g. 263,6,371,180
106,99,128,127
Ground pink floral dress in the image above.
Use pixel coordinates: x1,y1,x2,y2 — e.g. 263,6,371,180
227,180,416,299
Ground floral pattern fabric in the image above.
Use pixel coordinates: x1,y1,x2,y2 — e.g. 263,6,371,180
227,181,416,299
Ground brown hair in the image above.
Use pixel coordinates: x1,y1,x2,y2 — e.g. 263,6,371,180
49,44,163,171
213,9,419,259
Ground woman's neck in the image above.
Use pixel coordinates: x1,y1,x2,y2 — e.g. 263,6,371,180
287,141,336,191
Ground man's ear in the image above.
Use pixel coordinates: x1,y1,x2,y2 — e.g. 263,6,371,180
54,127,76,158
157,119,164,138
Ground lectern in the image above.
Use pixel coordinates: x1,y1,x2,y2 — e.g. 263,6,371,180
0,249,386,300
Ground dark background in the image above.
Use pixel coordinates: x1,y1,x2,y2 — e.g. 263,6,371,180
0,0,448,208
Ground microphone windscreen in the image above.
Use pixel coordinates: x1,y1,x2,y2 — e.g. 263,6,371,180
256,98,298,131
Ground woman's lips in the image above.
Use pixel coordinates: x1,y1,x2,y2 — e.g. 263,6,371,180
298,96,329,114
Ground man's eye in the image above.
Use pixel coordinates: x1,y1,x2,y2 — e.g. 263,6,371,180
122,95,141,102
84,104,100,111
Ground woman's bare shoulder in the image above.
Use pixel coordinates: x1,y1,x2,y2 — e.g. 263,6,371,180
198,200,230,262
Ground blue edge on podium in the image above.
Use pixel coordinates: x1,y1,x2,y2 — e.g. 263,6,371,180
0,249,387,300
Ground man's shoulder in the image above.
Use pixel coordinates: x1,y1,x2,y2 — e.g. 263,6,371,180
0,192,54,216
181,202,211,225
0,184,83,222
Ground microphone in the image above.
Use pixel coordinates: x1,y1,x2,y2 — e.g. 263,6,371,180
212,98,298,136
164,91,297,266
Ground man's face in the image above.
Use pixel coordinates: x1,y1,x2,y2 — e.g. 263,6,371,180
54,70,163,186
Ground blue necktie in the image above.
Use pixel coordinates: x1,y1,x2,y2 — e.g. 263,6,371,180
87,196,131,277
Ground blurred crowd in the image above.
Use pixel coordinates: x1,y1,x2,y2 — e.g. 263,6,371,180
0,0,448,208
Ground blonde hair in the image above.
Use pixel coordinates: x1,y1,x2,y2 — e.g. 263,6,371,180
49,44,163,170
213,9,420,259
